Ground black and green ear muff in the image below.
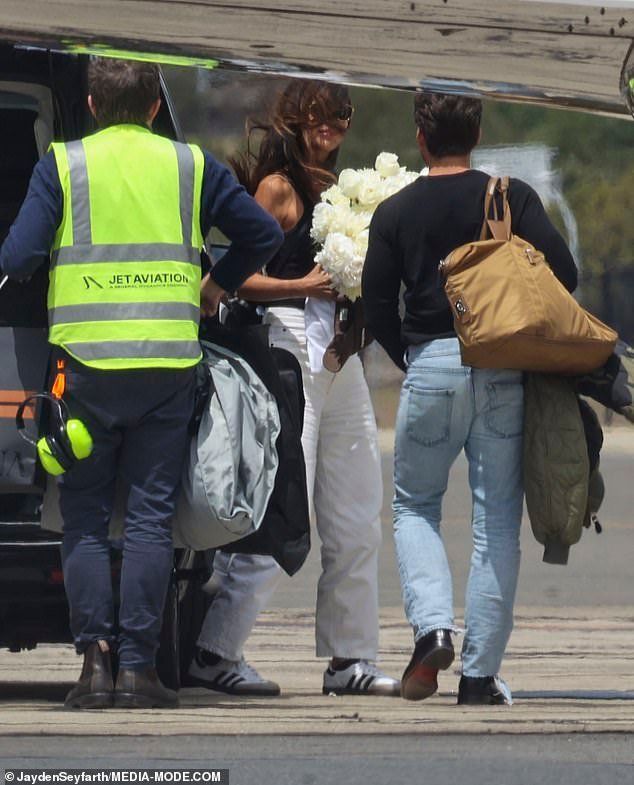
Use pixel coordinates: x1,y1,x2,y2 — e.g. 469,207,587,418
16,393,93,476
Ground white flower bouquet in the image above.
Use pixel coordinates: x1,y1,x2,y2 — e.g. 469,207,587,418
310,152,419,300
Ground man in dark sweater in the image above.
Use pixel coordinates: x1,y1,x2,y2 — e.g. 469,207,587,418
361,91,577,706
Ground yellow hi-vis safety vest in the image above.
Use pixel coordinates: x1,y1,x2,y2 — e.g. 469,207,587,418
49,124,204,369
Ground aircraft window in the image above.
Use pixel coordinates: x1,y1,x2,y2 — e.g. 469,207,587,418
0,90,39,111
0,105,48,327
0,106,39,239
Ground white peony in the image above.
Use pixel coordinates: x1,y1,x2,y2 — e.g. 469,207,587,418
315,232,356,273
345,209,373,238
354,228,369,258
311,152,418,299
311,201,355,242
328,203,356,236
310,202,337,244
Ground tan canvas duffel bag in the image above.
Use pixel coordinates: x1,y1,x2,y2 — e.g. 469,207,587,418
439,176,617,375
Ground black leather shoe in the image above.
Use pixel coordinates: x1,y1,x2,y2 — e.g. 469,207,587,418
64,640,114,709
114,667,179,708
401,629,455,701
457,675,511,705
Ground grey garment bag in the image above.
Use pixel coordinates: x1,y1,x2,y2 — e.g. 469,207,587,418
172,340,281,550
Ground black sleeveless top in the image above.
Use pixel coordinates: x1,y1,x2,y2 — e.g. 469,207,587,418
263,185,315,310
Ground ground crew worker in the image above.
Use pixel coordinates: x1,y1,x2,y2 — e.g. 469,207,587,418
0,57,283,709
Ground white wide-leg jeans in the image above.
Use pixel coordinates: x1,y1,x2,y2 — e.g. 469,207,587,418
196,307,383,659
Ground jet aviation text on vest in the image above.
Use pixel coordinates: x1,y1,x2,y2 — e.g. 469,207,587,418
107,272,192,287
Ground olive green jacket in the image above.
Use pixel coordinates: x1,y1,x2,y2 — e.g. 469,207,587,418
523,374,603,565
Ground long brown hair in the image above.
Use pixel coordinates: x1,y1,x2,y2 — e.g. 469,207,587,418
230,79,351,204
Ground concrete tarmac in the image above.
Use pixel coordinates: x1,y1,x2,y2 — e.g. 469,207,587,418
0,423,633,741
0,420,633,785
1,604,634,738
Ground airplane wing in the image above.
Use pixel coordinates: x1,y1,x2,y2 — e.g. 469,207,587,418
0,0,632,117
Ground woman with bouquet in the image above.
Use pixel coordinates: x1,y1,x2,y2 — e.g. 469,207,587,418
187,79,400,697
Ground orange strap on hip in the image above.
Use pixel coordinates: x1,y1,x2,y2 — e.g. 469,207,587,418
51,359,66,399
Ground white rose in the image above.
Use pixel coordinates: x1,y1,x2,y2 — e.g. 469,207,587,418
321,183,349,206
382,178,400,199
382,170,419,199
337,169,362,200
375,152,401,178
357,170,384,208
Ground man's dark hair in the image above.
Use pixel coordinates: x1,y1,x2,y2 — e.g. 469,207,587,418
414,91,482,158
88,57,161,128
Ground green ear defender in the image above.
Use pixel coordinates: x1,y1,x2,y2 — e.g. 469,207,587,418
16,393,93,476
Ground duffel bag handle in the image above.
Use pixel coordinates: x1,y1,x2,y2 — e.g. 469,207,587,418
480,176,511,241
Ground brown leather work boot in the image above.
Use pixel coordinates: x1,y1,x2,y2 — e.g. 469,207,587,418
64,640,114,709
114,667,179,709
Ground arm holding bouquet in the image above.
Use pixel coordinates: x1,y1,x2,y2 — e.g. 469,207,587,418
239,264,335,302
238,174,336,303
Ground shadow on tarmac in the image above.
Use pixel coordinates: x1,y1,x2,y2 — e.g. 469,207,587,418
0,681,72,701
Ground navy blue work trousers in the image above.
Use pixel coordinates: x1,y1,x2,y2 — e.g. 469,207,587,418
56,351,196,669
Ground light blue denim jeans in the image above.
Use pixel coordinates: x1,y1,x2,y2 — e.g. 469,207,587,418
393,337,524,677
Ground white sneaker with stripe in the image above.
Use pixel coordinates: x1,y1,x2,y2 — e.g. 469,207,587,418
188,651,280,696
322,660,400,696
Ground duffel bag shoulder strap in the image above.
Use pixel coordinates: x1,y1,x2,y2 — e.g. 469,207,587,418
480,176,512,241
